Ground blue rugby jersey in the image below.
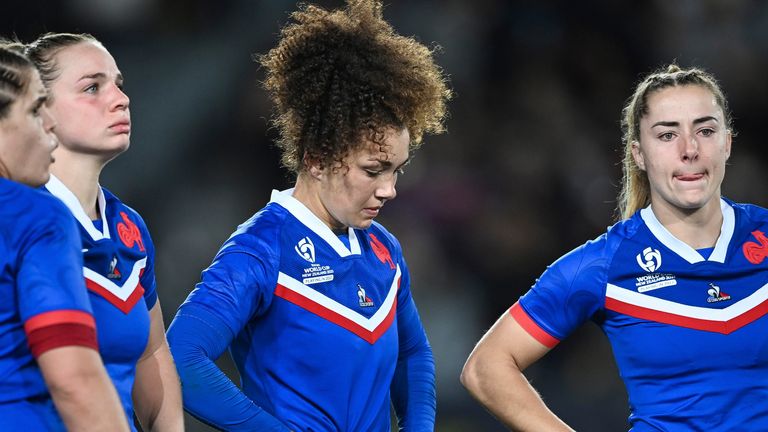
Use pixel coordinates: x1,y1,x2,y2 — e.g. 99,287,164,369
515,198,768,431
0,178,95,430
171,189,435,431
45,175,157,429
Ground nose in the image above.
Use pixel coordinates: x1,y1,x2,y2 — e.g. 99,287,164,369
41,105,56,134
111,85,130,111
681,133,699,162
375,173,398,202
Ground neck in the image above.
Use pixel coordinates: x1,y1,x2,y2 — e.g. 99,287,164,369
651,196,723,249
50,149,105,220
291,173,344,233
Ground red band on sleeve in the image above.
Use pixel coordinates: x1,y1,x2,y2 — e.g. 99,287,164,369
24,309,95,334
509,302,560,348
27,323,98,358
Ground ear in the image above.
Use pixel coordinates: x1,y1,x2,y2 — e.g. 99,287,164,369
631,140,646,171
724,130,732,161
303,153,325,180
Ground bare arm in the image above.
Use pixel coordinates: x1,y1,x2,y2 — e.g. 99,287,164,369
461,311,574,431
38,346,130,432
133,302,184,432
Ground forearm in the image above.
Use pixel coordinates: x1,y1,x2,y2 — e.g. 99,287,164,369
391,346,436,431
167,306,289,431
133,345,183,432
40,347,130,432
461,352,573,431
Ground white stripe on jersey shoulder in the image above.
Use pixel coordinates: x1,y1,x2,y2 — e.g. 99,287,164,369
640,198,734,264
270,188,361,256
45,174,110,241
84,257,147,301
606,281,768,322
277,264,400,331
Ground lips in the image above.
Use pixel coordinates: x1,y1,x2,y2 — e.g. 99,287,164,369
363,207,381,217
109,120,131,133
674,173,705,181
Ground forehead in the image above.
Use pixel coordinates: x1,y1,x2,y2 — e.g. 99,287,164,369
16,69,45,106
643,85,721,122
350,127,410,163
54,41,119,78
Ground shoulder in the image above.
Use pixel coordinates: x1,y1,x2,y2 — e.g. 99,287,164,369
218,202,289,261
727,198,768,224
554,218,635,275
102,186,148,229
364,221,404,257
0,180,75,229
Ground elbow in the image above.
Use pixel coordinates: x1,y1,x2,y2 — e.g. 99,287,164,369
460,352,484,397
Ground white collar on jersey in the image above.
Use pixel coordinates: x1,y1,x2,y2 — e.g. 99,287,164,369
640,198,734,264
45,174,109,241
270,188,361,257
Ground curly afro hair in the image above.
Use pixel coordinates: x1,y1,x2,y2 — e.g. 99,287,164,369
259,0,451,174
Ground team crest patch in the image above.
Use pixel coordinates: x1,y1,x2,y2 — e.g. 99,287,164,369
357,284,374,307
117,212,145,252
743,230,768,264
706,283,731,303
369,233,395,269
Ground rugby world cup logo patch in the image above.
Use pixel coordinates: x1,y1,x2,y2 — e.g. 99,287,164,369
295,237,315,263
636,247,662,273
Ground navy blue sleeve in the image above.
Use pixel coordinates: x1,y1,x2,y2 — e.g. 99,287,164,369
390,257,436,431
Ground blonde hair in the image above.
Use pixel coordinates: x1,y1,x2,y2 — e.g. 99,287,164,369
617,64,732,220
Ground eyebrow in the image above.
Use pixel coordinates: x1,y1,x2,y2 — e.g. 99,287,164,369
367,157,411,170
77,72,124,84
651,116,719,128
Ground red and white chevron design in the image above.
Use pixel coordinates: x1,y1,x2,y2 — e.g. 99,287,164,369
275,266,401,344
605,283,768,334
84,258,147,314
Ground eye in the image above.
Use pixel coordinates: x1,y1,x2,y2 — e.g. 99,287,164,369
699,128,715,137
365,169,382,177
658,132,676,141
85,83,99,93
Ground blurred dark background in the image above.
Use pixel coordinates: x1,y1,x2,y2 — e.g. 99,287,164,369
6,0,768,430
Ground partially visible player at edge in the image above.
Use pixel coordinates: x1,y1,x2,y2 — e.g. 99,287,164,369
462,64,768,430
166,0,451,430
0,43,129,431
24,33,183,431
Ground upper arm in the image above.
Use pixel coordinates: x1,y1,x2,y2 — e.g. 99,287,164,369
175,245,276,343
468,308,553,373
139,302,167,361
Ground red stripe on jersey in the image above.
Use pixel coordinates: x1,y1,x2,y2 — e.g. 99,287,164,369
27,323,98,358
85,278,145,314
274,283,397,345
605,296,768,334
509,302,560,348
24,309,95,333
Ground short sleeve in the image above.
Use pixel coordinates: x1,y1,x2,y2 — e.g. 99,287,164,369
131,212,158,310
516,237,609,344
17,200,93,325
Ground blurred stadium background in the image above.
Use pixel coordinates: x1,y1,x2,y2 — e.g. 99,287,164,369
5,1,768,430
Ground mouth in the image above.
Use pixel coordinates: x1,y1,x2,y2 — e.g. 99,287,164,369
362,207,381,217
109,120,131,134
674,172,705,182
